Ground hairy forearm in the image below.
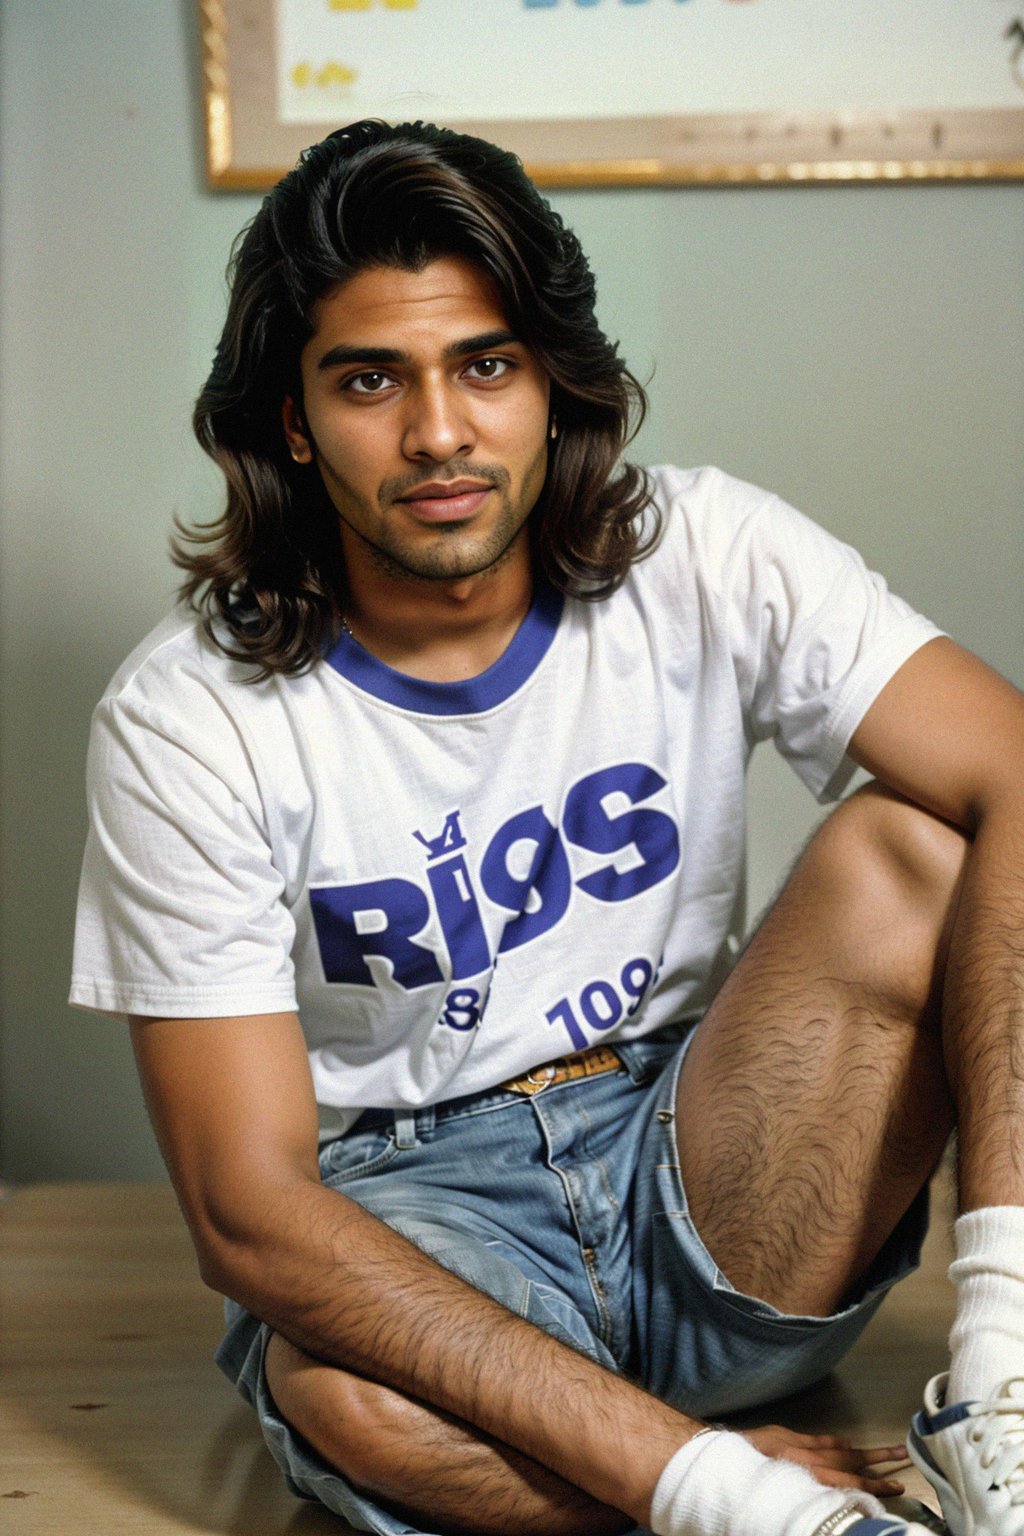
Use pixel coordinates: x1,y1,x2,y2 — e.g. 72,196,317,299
204,1174,695,1523
942,798,1024,1208
135,1009,899,1528
131,1007,699,1523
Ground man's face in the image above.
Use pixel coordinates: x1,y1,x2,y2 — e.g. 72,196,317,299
282,255,551,587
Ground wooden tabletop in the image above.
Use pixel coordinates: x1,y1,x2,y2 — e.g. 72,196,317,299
1,1178,954,1532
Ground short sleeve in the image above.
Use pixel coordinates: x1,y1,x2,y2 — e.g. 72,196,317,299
70,690,299,1021
722,491,943,801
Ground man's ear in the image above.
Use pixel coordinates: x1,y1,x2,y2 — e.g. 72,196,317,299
282,395,313,464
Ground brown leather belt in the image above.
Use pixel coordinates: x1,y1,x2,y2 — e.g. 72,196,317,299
500,1043,623,1097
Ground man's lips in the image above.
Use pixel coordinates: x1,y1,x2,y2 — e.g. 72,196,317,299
395,481,494,522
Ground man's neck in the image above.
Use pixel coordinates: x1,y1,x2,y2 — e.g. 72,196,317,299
342,551,535,686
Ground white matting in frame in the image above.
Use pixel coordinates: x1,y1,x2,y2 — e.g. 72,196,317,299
199,0,1024,188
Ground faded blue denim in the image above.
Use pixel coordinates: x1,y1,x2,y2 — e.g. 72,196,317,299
216,1024,927,1535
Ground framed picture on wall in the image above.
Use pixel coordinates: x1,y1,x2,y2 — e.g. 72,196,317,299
198,0,1024,189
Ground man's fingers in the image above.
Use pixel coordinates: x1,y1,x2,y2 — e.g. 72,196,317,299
796,1437,906,1462
812,1467,907,1496
781,1432,853,1450
743,1425,908,1493
791,1448,907,1496
753,1428,906,1460
857,1443,907,1466
807,1444,908,1472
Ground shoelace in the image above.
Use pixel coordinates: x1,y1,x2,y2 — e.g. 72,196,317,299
966,1378,1024,1506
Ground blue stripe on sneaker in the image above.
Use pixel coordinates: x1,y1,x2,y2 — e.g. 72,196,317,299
844,1521,915,1535
908,1424,947,1480
924,1399,973,1432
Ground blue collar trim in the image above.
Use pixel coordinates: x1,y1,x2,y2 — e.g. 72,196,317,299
324,581,564,716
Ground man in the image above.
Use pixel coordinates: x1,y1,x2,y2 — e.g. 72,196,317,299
71,120,1024,1536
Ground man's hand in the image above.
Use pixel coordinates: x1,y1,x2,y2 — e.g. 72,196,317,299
744,1425,908,1498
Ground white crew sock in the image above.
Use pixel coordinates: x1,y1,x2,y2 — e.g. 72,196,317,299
649,1428,885,1536
947,1206,1024,1404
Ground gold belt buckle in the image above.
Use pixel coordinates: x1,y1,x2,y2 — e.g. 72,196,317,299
505,1045,621,1097
518,1063,558,1097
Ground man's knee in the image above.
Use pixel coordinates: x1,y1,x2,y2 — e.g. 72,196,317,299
264,1331,381,1485
811,781,968,941
264,1332,625,1536
846,780,967,891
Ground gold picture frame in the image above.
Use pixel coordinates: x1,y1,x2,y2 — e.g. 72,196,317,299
199,0,1024,190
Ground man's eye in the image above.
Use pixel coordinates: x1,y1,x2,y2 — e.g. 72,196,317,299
466,357,510,381
345,372,394,394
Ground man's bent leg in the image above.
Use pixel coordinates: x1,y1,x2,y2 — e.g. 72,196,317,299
675,782,966,1318
264,1331,630,1536
220,1087,655,1535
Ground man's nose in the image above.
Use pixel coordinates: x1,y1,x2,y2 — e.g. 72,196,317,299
401,381,475,462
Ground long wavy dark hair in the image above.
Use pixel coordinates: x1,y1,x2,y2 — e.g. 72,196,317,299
181,119,659,675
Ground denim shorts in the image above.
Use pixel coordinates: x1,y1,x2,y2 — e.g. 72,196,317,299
215,1024,927,1535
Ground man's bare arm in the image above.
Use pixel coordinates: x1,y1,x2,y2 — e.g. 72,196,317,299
130,1010,895,1524
130,1009,699,1523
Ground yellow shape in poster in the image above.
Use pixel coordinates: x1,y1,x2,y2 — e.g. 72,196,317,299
327,0,417,9
318,60,358,86
291,60,358,90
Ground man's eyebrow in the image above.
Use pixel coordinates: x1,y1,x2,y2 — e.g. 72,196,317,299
316,344,404,371
445,329,520,359
315,329,522,372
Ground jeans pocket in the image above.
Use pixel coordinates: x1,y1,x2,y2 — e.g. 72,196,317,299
319,1128,403,1186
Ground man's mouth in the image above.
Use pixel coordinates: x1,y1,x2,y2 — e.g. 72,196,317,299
396,480,494,522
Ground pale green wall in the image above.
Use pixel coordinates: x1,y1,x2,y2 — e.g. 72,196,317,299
1,1,1021,1182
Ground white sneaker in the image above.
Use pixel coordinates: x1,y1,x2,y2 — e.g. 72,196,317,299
908,1373,1024,1534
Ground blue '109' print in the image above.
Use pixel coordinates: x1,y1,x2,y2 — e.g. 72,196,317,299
545,952,664,1050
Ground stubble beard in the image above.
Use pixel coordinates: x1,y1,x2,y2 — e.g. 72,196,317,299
362,493,528,583
335,454,546,585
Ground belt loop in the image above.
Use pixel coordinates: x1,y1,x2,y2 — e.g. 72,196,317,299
393,1110,418,1150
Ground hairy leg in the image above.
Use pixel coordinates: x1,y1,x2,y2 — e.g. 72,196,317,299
264,1330,631,1536
941,802,1024,1211
676,782,967,1317
263,783,968,1526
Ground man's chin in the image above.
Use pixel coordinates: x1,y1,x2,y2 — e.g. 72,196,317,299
372,526,527,584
